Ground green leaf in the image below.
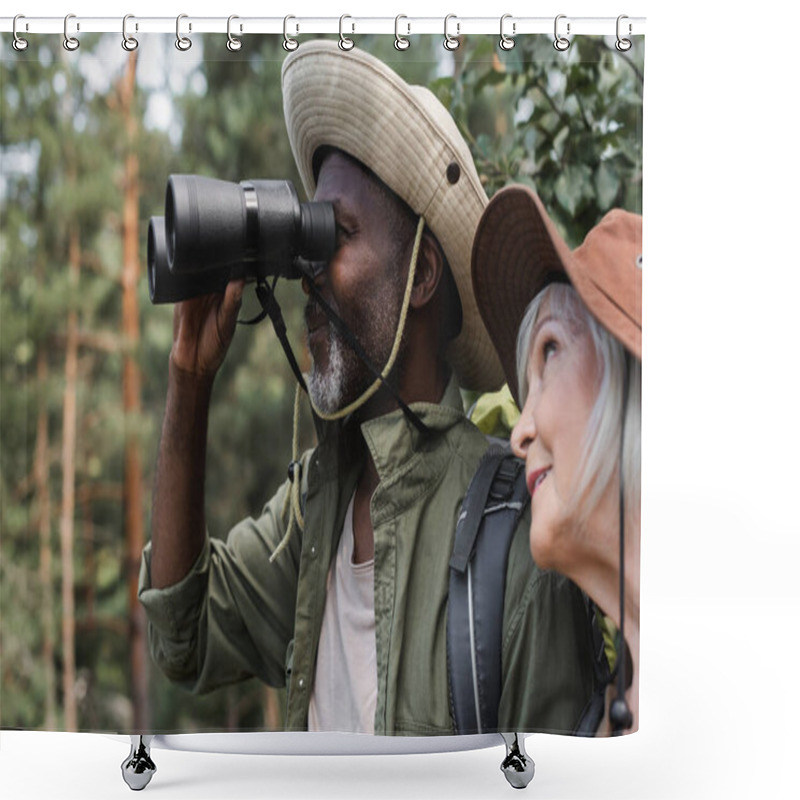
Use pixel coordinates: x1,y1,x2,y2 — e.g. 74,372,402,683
595,161,621,210
554,163,594,216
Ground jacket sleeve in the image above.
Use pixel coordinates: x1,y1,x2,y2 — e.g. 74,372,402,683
138,452,310,694
498,516,596,734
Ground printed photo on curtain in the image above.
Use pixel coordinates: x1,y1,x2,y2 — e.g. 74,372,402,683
0,23,644,773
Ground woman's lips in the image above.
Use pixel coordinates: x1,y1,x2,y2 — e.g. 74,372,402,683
526,467,551,497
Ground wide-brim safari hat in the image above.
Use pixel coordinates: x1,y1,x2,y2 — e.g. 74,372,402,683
472,184,642,405
282,40,502,392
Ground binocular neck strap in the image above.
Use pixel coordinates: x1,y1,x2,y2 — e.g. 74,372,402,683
271,383,307,564
245,276,309,393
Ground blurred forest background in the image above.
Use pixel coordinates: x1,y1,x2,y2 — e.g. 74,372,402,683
0,32,643,733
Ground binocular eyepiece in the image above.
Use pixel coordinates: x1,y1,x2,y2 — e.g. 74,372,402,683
147,175,336,304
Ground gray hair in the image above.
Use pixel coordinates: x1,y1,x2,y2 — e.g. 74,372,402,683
516,283,641,524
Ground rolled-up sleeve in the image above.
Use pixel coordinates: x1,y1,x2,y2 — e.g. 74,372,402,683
139,539,213,687
138,460,307,695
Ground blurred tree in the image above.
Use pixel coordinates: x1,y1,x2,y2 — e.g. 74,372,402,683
117,49,150,732
1,36,172,731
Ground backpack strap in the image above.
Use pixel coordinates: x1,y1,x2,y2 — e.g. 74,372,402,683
574,596,615,736
447,443,530,734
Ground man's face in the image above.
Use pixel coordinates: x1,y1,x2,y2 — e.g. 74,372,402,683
304,151,408,414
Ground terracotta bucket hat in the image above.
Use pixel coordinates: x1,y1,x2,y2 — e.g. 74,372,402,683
472,185,642,405
282,40,503,392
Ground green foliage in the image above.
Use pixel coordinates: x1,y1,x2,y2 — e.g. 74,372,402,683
435,34,644,246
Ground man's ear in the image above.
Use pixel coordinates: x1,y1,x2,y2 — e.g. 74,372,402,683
410,231,444,310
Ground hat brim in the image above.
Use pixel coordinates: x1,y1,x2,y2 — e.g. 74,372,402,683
282,41,503,392
472,186,571,405
472,185,642,406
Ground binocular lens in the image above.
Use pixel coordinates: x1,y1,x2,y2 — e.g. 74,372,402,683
147,174,336,305
148,217,231,304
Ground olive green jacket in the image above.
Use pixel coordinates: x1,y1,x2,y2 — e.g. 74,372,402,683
139,379,595,735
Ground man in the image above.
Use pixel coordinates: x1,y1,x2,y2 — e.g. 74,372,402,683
139,41,595,736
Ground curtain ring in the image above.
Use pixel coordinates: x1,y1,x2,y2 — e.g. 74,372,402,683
283,16,298,51
553,14,570,51
443,14,460,51
499,14,515,51
63,13,80,51
227,15,242,51
12,15,29,52
339,15,354,51
394,15,410,51
175,14,192,51
122,14,139,51
616,15,632,52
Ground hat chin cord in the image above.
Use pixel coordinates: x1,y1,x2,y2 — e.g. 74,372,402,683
268,214,429,562
304,214,428,428
609,361,634,734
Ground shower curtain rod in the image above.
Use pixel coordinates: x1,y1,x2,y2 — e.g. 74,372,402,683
1,15,646,37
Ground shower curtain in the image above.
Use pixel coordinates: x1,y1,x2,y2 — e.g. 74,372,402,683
0,19,644,749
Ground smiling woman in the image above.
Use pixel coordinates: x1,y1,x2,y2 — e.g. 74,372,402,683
512,284,606,550
514,282,640,543
472,184,642,736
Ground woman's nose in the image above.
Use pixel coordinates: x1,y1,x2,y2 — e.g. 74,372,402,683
510,406,536,460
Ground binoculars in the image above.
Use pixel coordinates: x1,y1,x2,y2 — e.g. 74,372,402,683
147,175,336,304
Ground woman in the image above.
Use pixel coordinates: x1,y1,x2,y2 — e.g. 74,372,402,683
471,185,642,735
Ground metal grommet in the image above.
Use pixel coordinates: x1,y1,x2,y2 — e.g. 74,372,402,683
122,14,139,51
616,14,632,52
63,13,80,51
499,14,515,51
446,162,461,185
338,15,354,51
443,14,460,51
175,14,192,51
553,14,570,51
283,16,298,51
227,15,242,51
394,15,410,51
12,15,29,52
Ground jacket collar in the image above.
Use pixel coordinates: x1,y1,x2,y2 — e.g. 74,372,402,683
312,375,467,484
359,375,466,483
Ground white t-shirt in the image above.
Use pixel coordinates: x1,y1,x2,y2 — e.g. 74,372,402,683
308,494,377,733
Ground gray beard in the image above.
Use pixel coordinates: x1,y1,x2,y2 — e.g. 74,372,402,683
307,325,348,415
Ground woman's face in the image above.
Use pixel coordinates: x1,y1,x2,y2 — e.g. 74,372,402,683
510,290,602,568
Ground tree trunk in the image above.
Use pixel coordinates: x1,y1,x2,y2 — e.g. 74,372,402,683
81,492,96,630
120,49,150,732
59,225,80,732
35,348,58,731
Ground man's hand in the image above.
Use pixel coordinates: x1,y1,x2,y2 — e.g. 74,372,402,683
169,279,245,378
150,279,245,589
